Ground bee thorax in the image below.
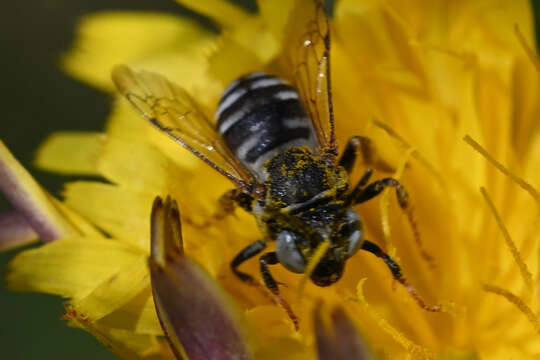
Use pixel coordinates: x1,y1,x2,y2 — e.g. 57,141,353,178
264,147,347,208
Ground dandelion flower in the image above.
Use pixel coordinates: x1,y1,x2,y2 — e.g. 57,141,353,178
3,0,540,359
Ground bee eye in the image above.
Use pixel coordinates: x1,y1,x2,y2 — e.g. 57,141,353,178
276,231,306,273
342,209,363,257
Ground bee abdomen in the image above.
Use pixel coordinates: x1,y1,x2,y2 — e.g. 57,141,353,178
216,72,316,178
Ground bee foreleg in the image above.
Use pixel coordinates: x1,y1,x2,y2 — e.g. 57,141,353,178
231,239,266,285
338,136,393,173
259,252,280,294
361,240,440,312
259,252,299,329
352,177,409,209
352,177,435,266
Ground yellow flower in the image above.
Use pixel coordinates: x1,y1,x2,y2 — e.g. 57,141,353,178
3,0,540,359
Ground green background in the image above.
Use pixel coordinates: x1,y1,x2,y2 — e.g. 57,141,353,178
0,0,539,359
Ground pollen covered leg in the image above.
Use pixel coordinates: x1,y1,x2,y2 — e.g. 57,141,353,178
338,136,393,173
260,252,299,330
361,240,441,312
193,189,253,228
230,239,266,285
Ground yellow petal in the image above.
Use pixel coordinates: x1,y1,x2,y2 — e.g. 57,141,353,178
35,132,103,175
96,133,231,220
63,181,154,249
62,12,215,91
66,315,173,359
51,196,103,238
99,287,162,335
71,254,150,321
0,141,78,241
257,0,296,44
208,35,266,86
175,0,249,28
7,237,145,300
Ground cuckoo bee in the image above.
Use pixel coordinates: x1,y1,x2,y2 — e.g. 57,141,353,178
112,1,439,327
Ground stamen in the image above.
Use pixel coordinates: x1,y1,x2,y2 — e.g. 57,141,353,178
514,25,540,73
350,279,435,360
482,283,540,333
480,187,534,294
463,135,540,210
297,241,330,300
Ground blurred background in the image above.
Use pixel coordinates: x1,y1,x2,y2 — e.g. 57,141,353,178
0,0,539,359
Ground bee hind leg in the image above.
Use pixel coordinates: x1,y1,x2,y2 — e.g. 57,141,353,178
338,136,393,173
260,252,299,330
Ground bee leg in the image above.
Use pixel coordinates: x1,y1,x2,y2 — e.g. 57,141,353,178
202,189,253,226
230,239,266,285
338,136,393,173
352,177,408,207
352,177,434,264
260,252,299,330
361,240,441,312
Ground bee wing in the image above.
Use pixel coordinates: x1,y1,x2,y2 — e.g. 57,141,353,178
112,65,254,191
284,1,337,154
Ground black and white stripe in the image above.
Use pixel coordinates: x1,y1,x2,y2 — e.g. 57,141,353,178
216,72,316,178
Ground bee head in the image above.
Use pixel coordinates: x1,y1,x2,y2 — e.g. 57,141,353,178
310,251,345,286
310,208,364,286
275,208,364,286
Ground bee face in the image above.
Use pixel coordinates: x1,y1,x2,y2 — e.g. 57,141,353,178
310,252,345,286
275,208,364,286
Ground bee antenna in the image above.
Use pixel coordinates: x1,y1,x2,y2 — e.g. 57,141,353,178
361,240,441,312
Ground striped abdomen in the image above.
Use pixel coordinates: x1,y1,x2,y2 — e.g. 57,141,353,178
215,72,316,180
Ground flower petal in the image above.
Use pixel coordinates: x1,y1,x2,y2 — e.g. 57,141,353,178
208,18,278,85
95,134,231,220
62,12,215,91
257,0,296,44
71,254,150,322
0,141,78,241
63,181,155,249
98,286,162,335
35,132,103,175
149,196,255,360
7,237,145,300
174,0,249,28
0,211,38,252
65,313,173,359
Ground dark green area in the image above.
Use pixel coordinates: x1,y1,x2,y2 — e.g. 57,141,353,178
0,0,539,359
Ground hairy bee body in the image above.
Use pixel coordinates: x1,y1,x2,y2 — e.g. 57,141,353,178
111,0,441,327
216,72,362,285
216,72,317,179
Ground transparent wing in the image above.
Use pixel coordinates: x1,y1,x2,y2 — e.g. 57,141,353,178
112,65,254,191
283,0,337,155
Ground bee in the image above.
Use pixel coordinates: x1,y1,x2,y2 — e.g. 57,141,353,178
112,0,440,328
